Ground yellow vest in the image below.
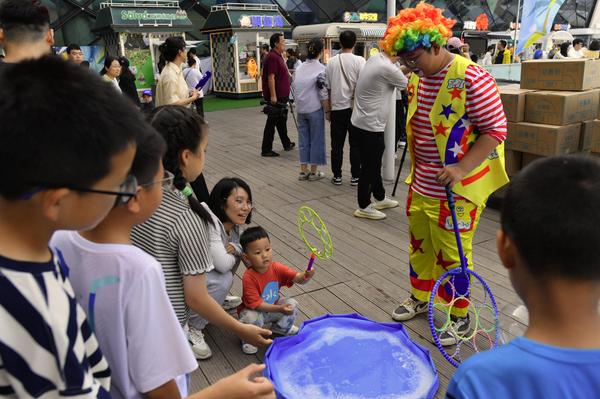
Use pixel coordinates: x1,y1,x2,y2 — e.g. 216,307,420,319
405,55,509,207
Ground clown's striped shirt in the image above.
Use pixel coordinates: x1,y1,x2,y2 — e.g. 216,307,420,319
0,251,110,398
410,62,507,200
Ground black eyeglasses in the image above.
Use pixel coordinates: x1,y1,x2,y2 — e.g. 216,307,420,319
23,174,138,205
400,51,425,67
141,170,174,190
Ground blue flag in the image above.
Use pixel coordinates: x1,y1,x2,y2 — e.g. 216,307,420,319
517,0,566,55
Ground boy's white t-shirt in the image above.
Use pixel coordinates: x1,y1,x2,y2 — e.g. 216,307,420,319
50,231,197,399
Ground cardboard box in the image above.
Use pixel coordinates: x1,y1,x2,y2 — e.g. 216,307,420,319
507,122,581,156
504,150,522,176
520,59,600,91
592,121,600,153
500,87,535,122
524,90,600,125
522,153,544,168
580,120,597,151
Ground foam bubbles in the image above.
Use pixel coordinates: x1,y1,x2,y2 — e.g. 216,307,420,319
272,326,436,399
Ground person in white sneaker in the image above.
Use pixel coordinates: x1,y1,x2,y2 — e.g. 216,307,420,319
189,177,253,334
238,227,315,354
326,30,365,186
384,4,508,347
131,106,273,362
350,36,407,220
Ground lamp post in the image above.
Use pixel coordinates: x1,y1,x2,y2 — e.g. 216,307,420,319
382,0,397,180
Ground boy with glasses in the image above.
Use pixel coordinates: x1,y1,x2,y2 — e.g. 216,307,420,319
387,4,508,347
0,56,143,397
49,132,200,398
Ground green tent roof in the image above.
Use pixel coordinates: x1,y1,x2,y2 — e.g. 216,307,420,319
93,6,194,34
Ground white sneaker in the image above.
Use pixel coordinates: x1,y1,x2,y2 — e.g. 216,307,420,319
222,295,242,310
286,325,299,335
188,326,212,360
241,342,258,355
391,297,428,321
353,204,386,220
373,196,399,210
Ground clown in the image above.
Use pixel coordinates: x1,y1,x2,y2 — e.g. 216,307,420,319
387,3,509,346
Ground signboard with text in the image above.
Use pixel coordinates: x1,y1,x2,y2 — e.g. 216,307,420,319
343,12,378,23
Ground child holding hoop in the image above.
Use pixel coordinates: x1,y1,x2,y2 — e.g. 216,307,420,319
238,226,316,354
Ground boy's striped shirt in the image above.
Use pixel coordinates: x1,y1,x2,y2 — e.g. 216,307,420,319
0,252,110,398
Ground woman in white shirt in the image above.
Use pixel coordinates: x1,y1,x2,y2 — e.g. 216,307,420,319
183,53,205,118
292,38,330,181
101,55,122,93
189,177,253,331
155,37,199,107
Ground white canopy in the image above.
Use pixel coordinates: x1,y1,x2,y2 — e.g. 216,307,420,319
292,22,388,41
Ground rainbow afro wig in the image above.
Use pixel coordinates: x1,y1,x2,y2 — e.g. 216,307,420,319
380,2,456,55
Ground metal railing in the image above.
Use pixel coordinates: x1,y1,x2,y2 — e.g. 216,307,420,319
210,3,278,12
100,0,179,9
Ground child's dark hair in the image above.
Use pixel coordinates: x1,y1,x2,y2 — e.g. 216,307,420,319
0,0,49,42
100,54,119,75
207,177,253,225
0,56,143,200
240,226,270,252
159,36,186,62
130,130,166,186
339,30,357,49
148,105,213,226
501,156,600,281
186,52,196,67
560,42,571,57
307,38,323,59
66,43,81,54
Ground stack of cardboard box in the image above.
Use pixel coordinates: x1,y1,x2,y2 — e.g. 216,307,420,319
501,59,600,177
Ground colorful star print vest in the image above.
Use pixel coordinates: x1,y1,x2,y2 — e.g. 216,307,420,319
405,55,509,207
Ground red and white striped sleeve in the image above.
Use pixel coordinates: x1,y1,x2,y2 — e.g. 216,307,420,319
465,65,507,143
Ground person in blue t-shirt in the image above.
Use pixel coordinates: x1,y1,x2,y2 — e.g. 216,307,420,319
446,156,600,399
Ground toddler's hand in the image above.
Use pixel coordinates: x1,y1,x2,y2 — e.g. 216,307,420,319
281,304,294,315
304,269,316,280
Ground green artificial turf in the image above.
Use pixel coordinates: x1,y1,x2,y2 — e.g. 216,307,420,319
203,95,262,112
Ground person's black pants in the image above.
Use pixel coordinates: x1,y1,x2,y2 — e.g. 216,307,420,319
330,108,360,179
395,97,407,149
261,97,292,153
353,125,385,209
195,97,205,120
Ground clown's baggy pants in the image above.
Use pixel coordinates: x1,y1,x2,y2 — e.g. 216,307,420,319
406,188,484,318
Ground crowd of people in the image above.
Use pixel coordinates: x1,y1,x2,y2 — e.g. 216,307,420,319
1,0,600,398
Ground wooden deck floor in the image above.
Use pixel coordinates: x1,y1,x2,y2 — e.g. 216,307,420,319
189,105,522,398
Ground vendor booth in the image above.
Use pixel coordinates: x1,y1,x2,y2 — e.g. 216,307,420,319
201,3,292,98
292,22,388,64
92,0,194,90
